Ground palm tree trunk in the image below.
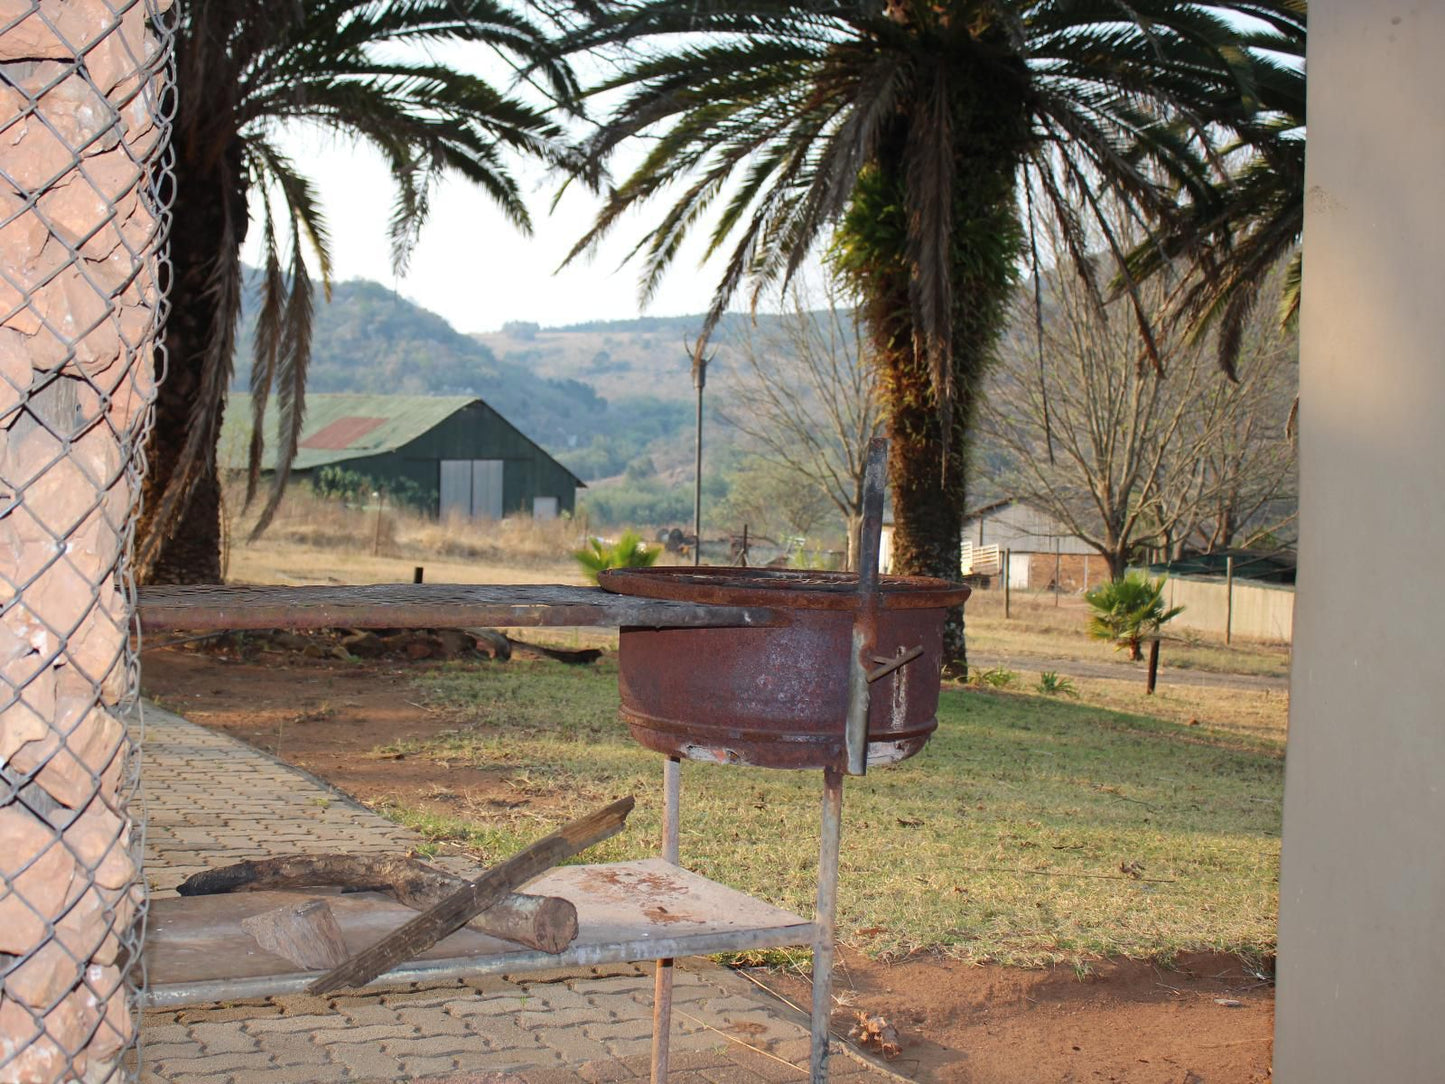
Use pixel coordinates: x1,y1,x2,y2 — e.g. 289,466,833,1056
135,141,246,585
881,341,969,663
838,119,1026,674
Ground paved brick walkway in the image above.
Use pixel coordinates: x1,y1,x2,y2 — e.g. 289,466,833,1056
135,705,894,1084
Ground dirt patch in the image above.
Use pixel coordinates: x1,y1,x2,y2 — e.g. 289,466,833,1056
764,949,1273,1083
139,644,534,820
140,644,1274,1082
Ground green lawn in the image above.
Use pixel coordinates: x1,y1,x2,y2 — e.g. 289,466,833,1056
384,656,1282,968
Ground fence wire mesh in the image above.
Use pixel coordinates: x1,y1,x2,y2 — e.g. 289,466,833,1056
0,0,173,1080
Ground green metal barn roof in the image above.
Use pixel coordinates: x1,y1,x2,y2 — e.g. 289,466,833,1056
220,393,484,472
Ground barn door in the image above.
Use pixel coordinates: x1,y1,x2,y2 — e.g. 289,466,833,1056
439,459,505,519
1008,552,1030,589
471,460,504,519
439,460,472,520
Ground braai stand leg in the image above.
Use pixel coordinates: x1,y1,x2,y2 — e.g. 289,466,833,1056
812,437,885,1081
651,755,683,1084
810,767,845,1083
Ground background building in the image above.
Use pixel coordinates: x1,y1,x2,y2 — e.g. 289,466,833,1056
222,393,584,520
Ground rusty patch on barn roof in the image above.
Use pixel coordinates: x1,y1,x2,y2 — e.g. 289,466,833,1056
300,416,387,450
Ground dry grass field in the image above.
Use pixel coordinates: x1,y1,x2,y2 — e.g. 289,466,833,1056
222,484,589,586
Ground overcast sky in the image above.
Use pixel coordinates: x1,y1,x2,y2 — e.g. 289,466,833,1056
245,115,747,337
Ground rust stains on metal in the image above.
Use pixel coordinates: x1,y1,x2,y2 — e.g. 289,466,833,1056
599,566,970,612
600,567,970,771
298,415,388,450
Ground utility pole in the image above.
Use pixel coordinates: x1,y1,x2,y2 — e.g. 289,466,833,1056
689,338,713,567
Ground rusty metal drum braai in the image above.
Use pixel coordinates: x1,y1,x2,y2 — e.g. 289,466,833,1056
598,567,971,770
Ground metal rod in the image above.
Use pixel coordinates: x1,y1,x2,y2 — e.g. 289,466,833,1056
810,767,845,1083
844,438,888,775
143,917,816,1008
866,645,925,683
651,756,682,1084
1004,548,1012,619
660,756,681,864
1225,555,1234,645
693,355,707,567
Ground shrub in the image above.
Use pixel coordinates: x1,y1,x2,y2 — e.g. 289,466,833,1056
971,666,1017,689
1036,671,1079,698
574,530,660,583
311,466,435,514
1084,572,1184,661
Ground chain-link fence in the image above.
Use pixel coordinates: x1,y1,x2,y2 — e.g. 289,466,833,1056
0,0,173,1080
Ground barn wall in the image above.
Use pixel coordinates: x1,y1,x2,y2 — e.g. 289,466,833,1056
350,403,578,517
966,502,1095,555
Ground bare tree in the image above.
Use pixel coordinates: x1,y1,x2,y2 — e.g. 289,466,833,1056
721,457,838,543
718,281,885,570
1165,289,1298,555
981,251,1297,580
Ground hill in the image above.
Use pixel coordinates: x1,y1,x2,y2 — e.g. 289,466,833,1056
233,276,707,481
472,313,765,403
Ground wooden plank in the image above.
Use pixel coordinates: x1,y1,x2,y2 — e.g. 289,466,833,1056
177,853,578,954
143,860,813,1007
240,899,350,970
308,797,635,994
137,583,782,633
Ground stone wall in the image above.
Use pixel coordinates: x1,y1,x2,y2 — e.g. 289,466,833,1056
0,1,170,1079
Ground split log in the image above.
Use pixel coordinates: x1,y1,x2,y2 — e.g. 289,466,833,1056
241,900,349,970
465,627,512,660
177,853,578,954
504,635,603,665
308,796,635,994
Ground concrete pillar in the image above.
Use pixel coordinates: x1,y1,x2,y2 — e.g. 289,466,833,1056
1275,4,1445,1079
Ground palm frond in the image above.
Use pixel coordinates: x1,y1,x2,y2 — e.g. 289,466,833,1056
558,0,1298,430
245,194,284,510
151,0,577,559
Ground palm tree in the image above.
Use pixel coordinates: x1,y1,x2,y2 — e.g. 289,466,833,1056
561,0,1291,667
137,0,580,583
1121,3,1307,377
1084,571,1184,662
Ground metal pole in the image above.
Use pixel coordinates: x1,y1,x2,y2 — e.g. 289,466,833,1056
810,767,845,1083
693,356,707,567
1004,548,1011,619
1225,556,1235,645
845,438,888,777
651,756,682,1084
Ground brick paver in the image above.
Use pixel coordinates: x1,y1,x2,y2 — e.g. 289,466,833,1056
135,704,897,1083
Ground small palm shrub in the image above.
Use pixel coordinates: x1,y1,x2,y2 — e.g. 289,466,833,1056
1036,671,1079,698
574,530,660,584
970,666,1018,689
1084,572,1184,661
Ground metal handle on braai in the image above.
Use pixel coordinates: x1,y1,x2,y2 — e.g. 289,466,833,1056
845,437,888,776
